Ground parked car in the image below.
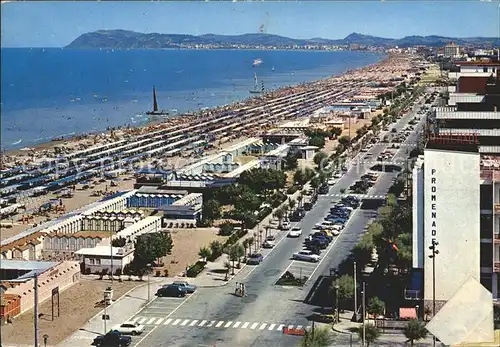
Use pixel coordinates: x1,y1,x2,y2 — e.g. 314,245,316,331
280,221,291,230
170,281,197,293
93,331,132,346
246,253,264,265
292,250,320,262
288,227,302,238
262,235,276,248
156,285,187,298
111,321,145,336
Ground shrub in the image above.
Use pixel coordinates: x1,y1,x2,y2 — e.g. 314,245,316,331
186,261,206,278
224,229,248,248
219,222,235,236
287,185,299,195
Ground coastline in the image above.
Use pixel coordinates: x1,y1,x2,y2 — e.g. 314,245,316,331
3,51,388,158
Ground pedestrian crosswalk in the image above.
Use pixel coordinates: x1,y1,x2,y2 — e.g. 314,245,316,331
130,316,311,332
322,193,387,199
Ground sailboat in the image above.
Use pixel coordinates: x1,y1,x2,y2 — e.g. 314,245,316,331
271,66,275,72
249,73,264,94
146,86,169,116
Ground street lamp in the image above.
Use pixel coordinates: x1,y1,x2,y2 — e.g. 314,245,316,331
334,283,340,324
147,263,152,302
361,282,366,346
429,240,439,347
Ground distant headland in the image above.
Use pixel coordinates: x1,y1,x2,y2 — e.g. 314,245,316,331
65,30,500,50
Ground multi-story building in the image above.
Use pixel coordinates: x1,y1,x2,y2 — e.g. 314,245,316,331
412,135,499,315
448,61,500,80
444,42,460,58
435,73,500,154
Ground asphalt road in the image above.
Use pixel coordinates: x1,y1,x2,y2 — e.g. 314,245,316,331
125,96,429,347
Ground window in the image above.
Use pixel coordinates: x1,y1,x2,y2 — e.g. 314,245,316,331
480,243,493,268
89,258,101,265
480,215,493,239
480,274,492,292
483,67,488,73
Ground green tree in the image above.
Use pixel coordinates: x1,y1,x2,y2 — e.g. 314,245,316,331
111,237,127,247
309,136,325,148
238,168,286,197
338,136,351,147
367,297,385,317
198,246,211,262
310,176,321,190
330,127,342,138
219,221,235,236
299,326,332,347
223,260,231,281
133,232,173,267
404,319,428,346
202,199,221,225
234,243,245,267
285,151,299,170
288,198,296,215
334,275,354,309
313,151,328,169
357,324,380,347
294,169,307,185
209,240,224,259
273,207,286,228
228,244,240,274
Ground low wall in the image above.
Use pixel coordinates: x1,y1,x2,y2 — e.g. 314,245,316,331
7,261,81,315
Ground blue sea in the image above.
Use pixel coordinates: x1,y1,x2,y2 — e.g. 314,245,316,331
0,48,385,150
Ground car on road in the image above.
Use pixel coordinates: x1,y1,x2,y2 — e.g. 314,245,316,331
305,237,328,249
262,235,276,248
288,227,302,238
333,172,343,179
92,330,132,346
111,321,145,336
246,253,264,265
156,284,187,298
292,250,320,262
170,281,197,293
327,179,336,185
280,221,291,230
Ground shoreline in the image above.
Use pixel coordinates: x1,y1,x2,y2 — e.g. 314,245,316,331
2,52,389,158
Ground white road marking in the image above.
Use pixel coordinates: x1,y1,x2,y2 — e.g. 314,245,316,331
215,321,224,328
180,319,190,326
296,325,303,329
276,324,284,331
207,320,215,327
189,320,198,326
172,319,181,326
147,317,156,325
259,323,267,330
164,318,172,325
288,325,294,329
250,322,259,330
242,322,250,329
198,320,207,327
138,318,147,324
155,318,164,325
224,321,233,328
268,323,276,330
232,321,241,328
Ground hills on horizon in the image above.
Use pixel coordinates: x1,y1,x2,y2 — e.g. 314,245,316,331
66,30,500,49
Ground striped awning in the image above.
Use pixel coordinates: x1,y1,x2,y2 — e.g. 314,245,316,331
399,307,417,319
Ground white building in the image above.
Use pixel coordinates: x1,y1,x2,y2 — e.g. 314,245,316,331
75,244,134,275
444,43,460,58
412,138,499,314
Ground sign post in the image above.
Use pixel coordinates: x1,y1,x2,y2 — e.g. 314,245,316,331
51,287,60,321
43,334,49,347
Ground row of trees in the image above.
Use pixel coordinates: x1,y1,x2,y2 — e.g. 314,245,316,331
123,232,173,277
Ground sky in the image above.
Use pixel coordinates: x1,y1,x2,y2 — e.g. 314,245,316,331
1,1,499,48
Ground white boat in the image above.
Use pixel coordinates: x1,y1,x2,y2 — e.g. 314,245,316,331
252,58,263,67
249,73,264,94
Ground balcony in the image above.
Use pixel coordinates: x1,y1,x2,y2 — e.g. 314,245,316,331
404,289,422,300
495,261,500,273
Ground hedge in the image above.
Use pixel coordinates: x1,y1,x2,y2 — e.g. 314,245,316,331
186,261,207,278
224,229,248,248
287,185,299,195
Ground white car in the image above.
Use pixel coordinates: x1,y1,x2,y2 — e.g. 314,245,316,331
293,250,320,263
262,235,276,248
281,221,291,230
327,179,336,185
333,172,343,179
111,321,145,335
288,227,302,238
314,223,327,230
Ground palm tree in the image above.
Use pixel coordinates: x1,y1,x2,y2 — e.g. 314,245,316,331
357,324,380,347
242,239,249,259
223,261,231,281
298,191,305,209
273,208,285,228
247,237,254,256
288,198,296,215
198,247,211,262
404,319,428,346
299,326,332,347
235,243,245,267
